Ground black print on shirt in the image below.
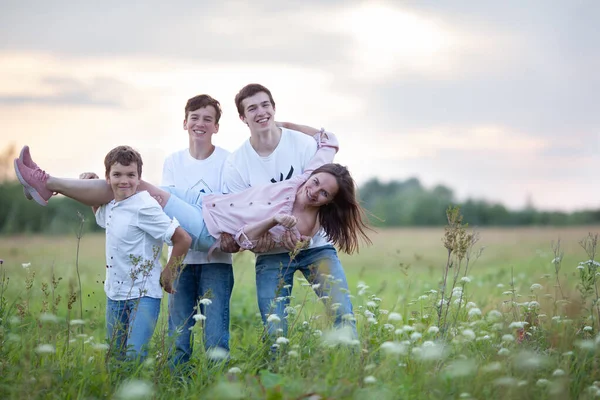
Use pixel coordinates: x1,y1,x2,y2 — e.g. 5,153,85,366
271,166,294,183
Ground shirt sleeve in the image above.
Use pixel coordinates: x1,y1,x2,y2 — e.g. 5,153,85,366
222,157,250,194
304,130,340,175
137,202,180,245
95,204,107,229
161,156,175,187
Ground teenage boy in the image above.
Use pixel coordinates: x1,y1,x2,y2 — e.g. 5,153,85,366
161,94,233,367
221,83,357,339
17,145,192,361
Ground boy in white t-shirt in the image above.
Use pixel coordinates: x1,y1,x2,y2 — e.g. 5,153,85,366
91,145,190,361
161,94,233,368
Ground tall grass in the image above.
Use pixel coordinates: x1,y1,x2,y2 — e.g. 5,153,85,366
1,211,600,399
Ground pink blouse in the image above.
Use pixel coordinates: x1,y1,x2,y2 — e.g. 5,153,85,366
202,130,339,249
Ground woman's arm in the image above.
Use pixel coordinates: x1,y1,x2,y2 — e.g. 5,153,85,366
237,214,297,249
160,227,191,294
277,121,320,136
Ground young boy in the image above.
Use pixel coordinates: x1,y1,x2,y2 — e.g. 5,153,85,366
19,145,192,361
161,94,233,368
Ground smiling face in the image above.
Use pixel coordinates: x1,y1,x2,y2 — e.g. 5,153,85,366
301,172,339,207
184,105,219,145
239,91,276,133
106,162,140,202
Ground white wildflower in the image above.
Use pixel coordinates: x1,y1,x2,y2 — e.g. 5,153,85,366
114,379,154,400
39,313,59,323
364,376,377,384
460,276,471,283
502,334,515,343
509,321,528,329
366,301,377,308
427,326,440,335
193,313,206,322
410,332,422,341
468,308,482,318
498,348,510,356
276,337,289,345
530,283,543,291
287,350,299,357
380,341,407,355
92,343,110,351
388,312,402,322
583,325,593,332
207,347,229,360
22,263,31,268
199,298,212,306
311,283,321,290
35,344,55,354
266,314,281,323
227,367,242,374
461,329,476,341
321,326,356,346
536,379,550,387
69,319,85,326
552,369,566,377
482,362,503,373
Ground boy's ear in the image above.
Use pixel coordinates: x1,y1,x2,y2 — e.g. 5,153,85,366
182,119,187,130
239,114,248,126
214,122,219,134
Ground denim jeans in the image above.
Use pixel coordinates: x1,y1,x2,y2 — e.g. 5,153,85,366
255,245,356,338
162,187,216,252
105,296,161,361
168,263,234,366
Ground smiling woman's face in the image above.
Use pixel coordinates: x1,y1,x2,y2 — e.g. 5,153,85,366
301,172,339,207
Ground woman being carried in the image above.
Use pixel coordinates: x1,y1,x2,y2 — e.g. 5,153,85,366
14,129,371,286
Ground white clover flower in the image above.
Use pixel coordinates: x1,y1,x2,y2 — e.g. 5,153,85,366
267,314,281,323
364,376,377,384
367,317,377,324
427,326,440,335
468,308,482,318
410,332,422,341
193,313,206,322
583,325,593,332
486,309,503,321
530,283,543,291
199,298,212,306
366,301,377,308
460,276,472,284
207,347,229,360
552,369,566,377
287,350,299,357
35,344,55,354
276,337,289,345
372,297,382,302
536,379,550,387
388,312,402,322
22,263,31,269
379,309,389,315
321,326,355,346
364,310,375,318
114,379,154,400
528,301,540,309
497,283,505,288
228,367,242,374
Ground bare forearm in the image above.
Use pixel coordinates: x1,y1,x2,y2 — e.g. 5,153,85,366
280,122,320,136
166,230,191,269
243,217,277,242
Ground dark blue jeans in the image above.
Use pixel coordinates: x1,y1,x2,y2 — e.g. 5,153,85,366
255,245,357,338
168,263,233,366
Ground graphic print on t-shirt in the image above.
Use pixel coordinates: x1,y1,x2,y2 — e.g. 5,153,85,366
270,166,294,184
190,179,212,194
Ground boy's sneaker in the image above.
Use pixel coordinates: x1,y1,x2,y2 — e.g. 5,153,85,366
14,158,53,206
19,146,38,200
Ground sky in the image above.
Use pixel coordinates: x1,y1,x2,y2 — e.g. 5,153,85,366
0,0,598,211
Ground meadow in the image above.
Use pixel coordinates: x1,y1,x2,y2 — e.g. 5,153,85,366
1,216,600,399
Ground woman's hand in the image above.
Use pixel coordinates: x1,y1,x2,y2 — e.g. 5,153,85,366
274,214,297,228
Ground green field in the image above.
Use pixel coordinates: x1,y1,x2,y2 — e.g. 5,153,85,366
1,225,600,399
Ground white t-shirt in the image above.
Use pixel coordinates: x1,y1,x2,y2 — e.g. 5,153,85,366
96,191,179,301
162,146,232,265
222,128,330,255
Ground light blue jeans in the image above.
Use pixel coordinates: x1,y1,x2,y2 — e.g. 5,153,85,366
162,187,216,252
168,262,234,367
105,296,161,361
255,245,357,338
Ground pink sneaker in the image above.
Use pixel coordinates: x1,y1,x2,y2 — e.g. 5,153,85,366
19,146,39,200
14,158,53,206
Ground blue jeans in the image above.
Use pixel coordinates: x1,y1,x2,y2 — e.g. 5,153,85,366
168,263,234,366
162,187,216,252
105,296,161,361
255,245,356,338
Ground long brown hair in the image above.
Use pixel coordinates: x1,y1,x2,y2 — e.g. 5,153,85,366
312,163,372,254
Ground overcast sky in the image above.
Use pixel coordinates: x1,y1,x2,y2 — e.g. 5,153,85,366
1,0,597,211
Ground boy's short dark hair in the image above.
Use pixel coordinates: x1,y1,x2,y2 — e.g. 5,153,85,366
234,84,276,117
104,146,143,178
185,94,222,123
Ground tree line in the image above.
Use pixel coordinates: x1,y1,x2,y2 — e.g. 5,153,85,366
1,177,598,236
